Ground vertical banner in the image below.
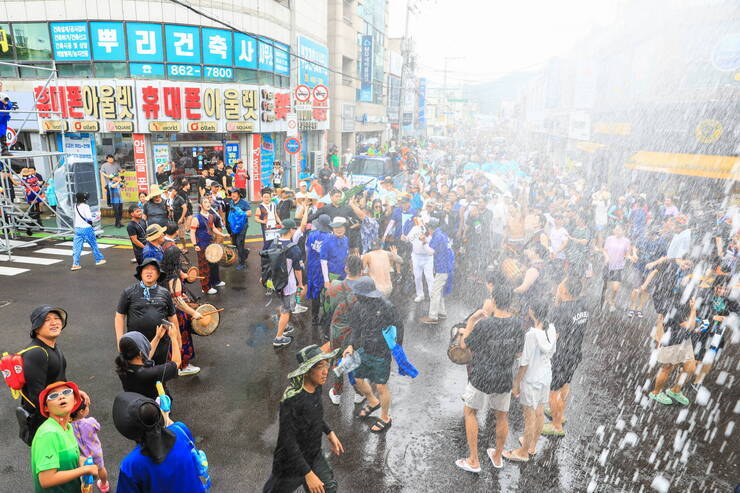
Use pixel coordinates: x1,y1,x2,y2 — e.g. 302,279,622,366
359,35,373,102
261,134,275,188
152,143,169,170
417,78,427,129
225,142,240,167
132,133,149,193
251,134,262,200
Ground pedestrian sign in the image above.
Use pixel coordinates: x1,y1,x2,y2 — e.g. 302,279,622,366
284,137,301,154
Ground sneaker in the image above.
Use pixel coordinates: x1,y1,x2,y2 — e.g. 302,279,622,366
178,364,201,377
328,388,341,405
292,304,309,314
273,336,293,347
97,480,110,493
420,317,439,324
70,265,81,271
215,281,226,287
283,324,296,336
235,264,245,271
648,391,673,405
95,259,106,266
627,310,635,319
414,295,424,303
353,391,366,404
665,389,690,406
636,310,644,319
265,288,275,296
130,258,137,263
207,288,218,295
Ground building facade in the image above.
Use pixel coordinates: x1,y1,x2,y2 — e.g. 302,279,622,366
0,0,329,201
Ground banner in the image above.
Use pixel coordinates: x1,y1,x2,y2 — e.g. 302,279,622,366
152,143,169,170
297,35,329,87
417,78,427,129
359,35,373,102
225,142,240,167
261,134,275,188
251,134,262,199
132,133,149,193
119,171,140,202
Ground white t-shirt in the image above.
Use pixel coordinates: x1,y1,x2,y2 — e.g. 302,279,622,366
549,226,569,259
520,325,557,388
408,225,432,256
74,203,97,229
593,199,608,227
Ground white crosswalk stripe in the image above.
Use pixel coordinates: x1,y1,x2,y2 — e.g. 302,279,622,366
0,239,110,276
0,265,30,276
0,255,63,265
35,248,90,256
57,241,113,249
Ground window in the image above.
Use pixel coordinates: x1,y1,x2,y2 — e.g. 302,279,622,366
258,71,274,85
19,63,52,78
342,56,354,86
343,0,354,23
94,62,128,78
58,63,93,78
235,69,259,83
0,64,16,77
275,75,290,88
12,23,52,60
0,24,14,60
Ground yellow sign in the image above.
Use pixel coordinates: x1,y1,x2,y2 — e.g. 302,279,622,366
105,121,134,132
694,119,723,144
226,121,255,132
148,121,181,132
118,171,140,202
186,121,217,132
40,120,68,132
70,120,100,132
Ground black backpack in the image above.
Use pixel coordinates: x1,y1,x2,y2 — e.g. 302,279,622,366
259,241,296,292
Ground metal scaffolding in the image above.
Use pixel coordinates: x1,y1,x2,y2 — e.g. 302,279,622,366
0,61,76,259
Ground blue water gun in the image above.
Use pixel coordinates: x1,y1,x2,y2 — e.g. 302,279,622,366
155,381,171,413
81,456,95,493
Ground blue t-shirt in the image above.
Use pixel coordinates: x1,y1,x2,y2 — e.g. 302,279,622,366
320,233,349,277
429,229,454,274
306,230,330,295
390,206,419,238
116,422,205,493
142,243,164,263
110,183,122,204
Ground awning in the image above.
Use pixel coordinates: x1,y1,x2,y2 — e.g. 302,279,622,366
575,141,606,153
625,151,740,180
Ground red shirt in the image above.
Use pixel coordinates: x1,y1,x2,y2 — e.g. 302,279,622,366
234,168,249,188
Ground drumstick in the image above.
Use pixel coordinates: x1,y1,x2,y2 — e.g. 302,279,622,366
199,308,224,316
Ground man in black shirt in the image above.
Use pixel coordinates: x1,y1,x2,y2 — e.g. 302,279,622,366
544,276,590,437
317,162,334,194
115,258,178,364
16,306,74,444
457,282,522,471
263,344,343,493
127,205,147,264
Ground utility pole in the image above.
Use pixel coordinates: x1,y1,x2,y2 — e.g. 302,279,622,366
397,0,414,141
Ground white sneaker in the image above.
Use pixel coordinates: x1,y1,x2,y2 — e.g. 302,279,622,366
215,281,226,287
70,265,81,271
328,387,341,405
95,259,106,266
207,288,218,295
178,364,201,376
353,391,366,404
130,258,137,263
414,295,424,303
292,304,309,314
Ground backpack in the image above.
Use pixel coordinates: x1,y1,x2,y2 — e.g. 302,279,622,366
259,241,296,292
228,205,247,234
1,346,47,408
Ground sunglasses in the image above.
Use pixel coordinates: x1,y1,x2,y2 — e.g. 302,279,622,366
46,388,73,401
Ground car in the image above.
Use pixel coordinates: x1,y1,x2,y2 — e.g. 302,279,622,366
347,155,399,189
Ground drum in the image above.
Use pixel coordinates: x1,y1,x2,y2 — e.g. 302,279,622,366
191,303,221,336
447,324,472,365
185,266,200,283
205,244,224,263
501,257,524,283
220,245,238,266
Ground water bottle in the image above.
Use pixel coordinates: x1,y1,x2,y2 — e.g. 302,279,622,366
333,351,361,378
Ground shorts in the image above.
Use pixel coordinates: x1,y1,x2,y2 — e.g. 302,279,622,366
279,293,296,313
550,361,580,391
519,381,549,407
651,293,677,317
353,349,391,385
656,339,694,365
461,381,511,412
603,268,623,282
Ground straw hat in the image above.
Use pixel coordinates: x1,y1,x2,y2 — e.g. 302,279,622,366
147,184,165,200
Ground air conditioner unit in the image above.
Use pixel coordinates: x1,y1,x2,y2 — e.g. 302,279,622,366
309,151,323,172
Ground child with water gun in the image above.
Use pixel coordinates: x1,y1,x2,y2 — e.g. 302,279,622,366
70,400,110,492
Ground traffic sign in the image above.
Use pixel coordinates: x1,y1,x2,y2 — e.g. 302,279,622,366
294,84,311,103
284,137,301,154
312,84,329,102
5,127,17,146
286,113,298,138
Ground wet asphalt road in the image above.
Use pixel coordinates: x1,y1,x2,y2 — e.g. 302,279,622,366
0,239,737,492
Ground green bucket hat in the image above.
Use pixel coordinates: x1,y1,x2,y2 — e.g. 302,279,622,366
282,345,340,401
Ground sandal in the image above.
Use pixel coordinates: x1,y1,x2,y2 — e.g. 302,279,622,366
455,458,481,474
369,417,392,434
486,448,503,469
356,401,380,419
502,450,529,462
518,436,537,455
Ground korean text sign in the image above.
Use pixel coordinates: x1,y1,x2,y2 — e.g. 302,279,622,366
297,35,329,88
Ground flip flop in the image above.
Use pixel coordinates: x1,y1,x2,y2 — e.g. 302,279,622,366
486,448,503,469
541,423,566,437
455,458,481,474
502,450,529,463
518,436,537,455
369,417,392,434
356,401,381,419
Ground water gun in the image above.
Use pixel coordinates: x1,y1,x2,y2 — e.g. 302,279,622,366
155,381,171,413
81,456,95,493
191,448,211,490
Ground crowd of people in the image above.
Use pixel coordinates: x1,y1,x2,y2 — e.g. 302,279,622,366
2,139,737,491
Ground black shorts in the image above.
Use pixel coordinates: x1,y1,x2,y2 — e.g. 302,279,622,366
651,293,676,316
550,357,581,390
603,268,623,282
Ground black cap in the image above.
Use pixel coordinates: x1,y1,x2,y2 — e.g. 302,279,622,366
30,305,68,338
135,258,164,281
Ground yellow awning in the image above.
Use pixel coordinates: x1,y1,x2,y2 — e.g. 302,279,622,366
576,141,606,153
625,151,740,180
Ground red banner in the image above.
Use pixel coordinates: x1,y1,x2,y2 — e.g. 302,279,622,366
251,134,262,200
132,133,149,193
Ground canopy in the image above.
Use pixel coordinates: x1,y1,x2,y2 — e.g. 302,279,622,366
625,151,740,180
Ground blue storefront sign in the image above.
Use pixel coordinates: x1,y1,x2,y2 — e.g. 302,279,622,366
126,23,164,62
297,35,329,87
273,41,290,77
164,24,201,64
167,64,202,79
202,28,233,66
258,38,274,72
50,22,91,61
234,32,258,70
225,143,240,167
359,35,373,102
130,62,165,77
90,22,126,61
